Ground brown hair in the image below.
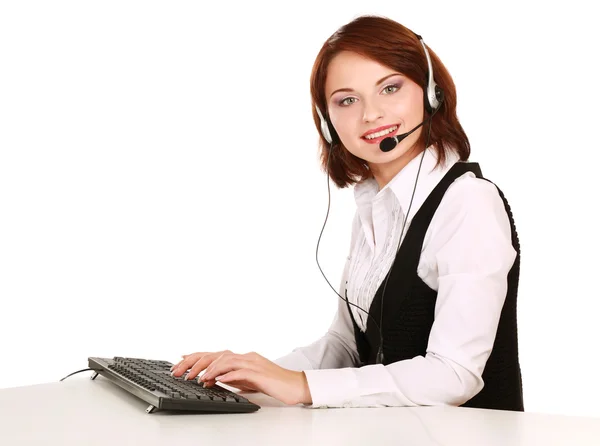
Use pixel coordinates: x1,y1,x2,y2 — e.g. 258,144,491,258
310,15,470,188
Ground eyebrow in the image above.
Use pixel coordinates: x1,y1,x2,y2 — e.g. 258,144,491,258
329,73,402,98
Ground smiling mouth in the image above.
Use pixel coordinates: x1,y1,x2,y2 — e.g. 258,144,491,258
361,125,400,144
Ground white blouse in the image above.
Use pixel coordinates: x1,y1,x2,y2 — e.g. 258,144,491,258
274,147,517,409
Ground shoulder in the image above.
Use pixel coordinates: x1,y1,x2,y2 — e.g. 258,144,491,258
435,170,509,225
445,171,503,208
425,169,516,276
425,168,514,254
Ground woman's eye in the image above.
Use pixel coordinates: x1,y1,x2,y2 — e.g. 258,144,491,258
339,97,357,106
383,84,400,94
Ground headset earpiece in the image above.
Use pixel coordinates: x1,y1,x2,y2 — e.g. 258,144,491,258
315,105,338,145
424,83,445,115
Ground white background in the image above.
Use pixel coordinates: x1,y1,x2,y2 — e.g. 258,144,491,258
1,0,599,418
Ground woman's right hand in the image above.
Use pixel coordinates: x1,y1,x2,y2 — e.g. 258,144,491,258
170,351,258,393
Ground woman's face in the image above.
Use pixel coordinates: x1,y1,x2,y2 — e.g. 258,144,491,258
324,51,426,166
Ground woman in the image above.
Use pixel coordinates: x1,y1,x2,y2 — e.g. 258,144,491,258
171,15,524,411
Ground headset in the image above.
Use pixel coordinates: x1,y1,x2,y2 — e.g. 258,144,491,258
314,33,445,365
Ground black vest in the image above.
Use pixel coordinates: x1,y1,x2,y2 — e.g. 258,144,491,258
346,162,524,411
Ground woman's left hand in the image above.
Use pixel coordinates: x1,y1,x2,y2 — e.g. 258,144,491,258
183,351,312,406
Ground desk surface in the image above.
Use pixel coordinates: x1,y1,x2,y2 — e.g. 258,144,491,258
1,375,599,446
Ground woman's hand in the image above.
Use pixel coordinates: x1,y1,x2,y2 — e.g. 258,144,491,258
171,350,312,406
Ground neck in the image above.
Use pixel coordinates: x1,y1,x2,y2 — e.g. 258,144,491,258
370,143,425,190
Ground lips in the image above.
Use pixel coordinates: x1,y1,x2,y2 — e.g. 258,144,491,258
361,124,400,144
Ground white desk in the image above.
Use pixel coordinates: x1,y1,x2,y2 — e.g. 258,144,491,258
1,374,599,446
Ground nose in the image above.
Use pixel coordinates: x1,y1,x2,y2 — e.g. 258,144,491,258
362,100,384,123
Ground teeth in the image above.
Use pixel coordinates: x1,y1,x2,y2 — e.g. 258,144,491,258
364,126,398,139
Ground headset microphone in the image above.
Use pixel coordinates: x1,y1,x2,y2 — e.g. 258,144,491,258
379,117,430,152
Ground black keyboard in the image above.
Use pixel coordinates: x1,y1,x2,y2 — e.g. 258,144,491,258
88,356,260,414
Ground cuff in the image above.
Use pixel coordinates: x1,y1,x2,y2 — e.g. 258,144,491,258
303,367,359,408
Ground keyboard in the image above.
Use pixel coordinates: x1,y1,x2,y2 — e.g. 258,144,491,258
88,356,260,414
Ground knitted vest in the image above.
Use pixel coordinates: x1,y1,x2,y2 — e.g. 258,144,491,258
345,162,524,411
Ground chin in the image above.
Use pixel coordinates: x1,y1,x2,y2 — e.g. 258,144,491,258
373,146,411,162
347,140,411,164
